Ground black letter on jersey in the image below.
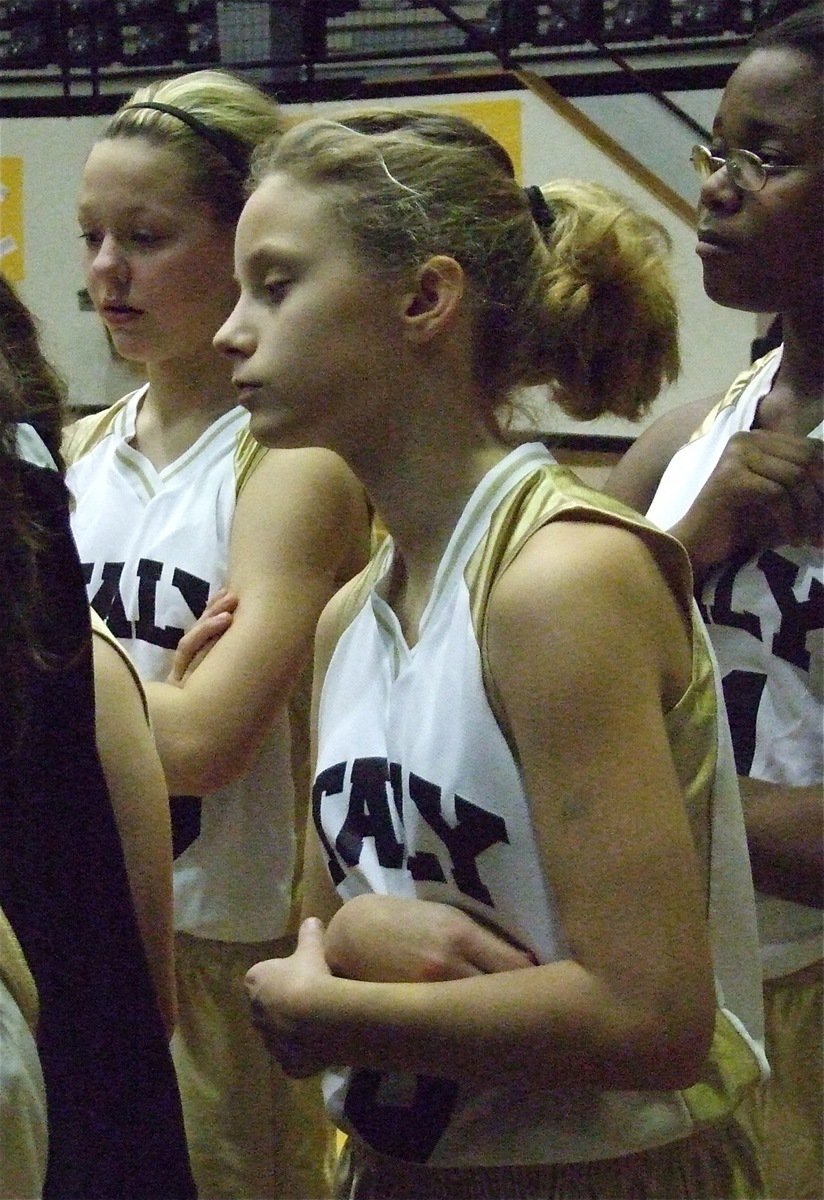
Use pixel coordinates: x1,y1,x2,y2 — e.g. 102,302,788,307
134,558,178,648
722,670,768,776
86,561,132,638
169,795,202,859
408,774,508,906
336,757,404,871
172,568,210,628
760,550,824,672
312,762,347,885
343,1069,459,1163
707,558,762,641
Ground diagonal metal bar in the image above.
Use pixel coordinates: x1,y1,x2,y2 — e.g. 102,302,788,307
426,0,711,141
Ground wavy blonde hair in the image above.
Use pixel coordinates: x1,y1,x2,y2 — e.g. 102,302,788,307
249,109,679,423
103,69,286,224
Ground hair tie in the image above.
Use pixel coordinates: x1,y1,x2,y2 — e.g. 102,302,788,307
524,185,553,235
122,101,249,174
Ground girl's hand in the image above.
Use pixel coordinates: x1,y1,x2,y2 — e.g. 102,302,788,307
245,918,335,1077
167,589,238,686
325,894,536,983
677,430,824,578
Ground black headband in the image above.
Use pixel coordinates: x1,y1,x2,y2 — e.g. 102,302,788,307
524,184,554,235
122,101,249,174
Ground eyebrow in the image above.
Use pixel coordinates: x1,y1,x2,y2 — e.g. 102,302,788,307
243,244,303,276
714,113,807,141
76,200,177,222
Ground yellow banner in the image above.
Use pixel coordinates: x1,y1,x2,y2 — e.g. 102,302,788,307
429,97,522,180
0,156,24,282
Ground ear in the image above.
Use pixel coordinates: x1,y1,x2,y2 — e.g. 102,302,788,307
401,255,465,344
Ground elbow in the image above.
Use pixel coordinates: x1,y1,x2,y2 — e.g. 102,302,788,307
163,732,259,795
645,1019,715,1090
631,998,716,1091
192,750,249,795
600,987,716,1091
177,750,252,795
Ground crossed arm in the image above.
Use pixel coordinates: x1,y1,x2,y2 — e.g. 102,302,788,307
245,521,717,1092
605,406,823,907
605,396,823,583
145,447,370,796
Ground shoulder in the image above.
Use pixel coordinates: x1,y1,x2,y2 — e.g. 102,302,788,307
90,611,150,725
486,515,692,707
604,395,721,513
492,516,681,621
234,446,371,576
316,557,380,651
237,443,364,504
62,397,130,466
475,461,693,613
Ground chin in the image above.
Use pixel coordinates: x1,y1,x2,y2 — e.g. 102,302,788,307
248,409,312,451
701,272,764,314
107,335,150,363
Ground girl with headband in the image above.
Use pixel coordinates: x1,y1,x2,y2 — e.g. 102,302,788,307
65,69,371,1199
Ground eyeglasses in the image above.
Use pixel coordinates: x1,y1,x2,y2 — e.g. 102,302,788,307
690,143,796,193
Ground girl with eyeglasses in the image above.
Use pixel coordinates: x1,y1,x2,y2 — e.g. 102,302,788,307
607,6,823,1197
216,106,769,1199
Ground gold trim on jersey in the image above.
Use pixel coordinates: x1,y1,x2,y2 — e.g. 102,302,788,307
63,390,269,501
235,427,268,498
0,907,39,1036
89,608,151,726
688,348,782,446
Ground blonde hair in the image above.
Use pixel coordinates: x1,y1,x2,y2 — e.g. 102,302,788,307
104,69,286,224
249,110,679,422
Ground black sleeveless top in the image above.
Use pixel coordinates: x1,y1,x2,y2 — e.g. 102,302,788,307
0,460,196,1198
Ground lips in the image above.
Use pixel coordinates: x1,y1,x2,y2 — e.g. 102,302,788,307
696,227,737,250
100,302,143,327
695,227,744,265
232,378,261,406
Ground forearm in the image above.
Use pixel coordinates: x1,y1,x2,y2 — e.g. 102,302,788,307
668,511,726,587
324,895,536,983
145,677,276,794
740,777,823,908
272,955,711,1091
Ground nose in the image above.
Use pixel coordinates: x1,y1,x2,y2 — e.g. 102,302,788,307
214,304,254,359
698,162,743,214
86,232,129,282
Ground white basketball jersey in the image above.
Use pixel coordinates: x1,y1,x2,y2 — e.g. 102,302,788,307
65,387,296,943
315,443,765,1167
648,349,823,978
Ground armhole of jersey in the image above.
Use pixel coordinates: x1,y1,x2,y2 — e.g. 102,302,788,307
326,540,392,651
89,609,151,727
471,469,697,761
234,427,268,498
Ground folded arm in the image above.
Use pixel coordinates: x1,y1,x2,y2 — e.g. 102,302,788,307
247,522,716,1091
741,777,823,908
146,448,370,795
